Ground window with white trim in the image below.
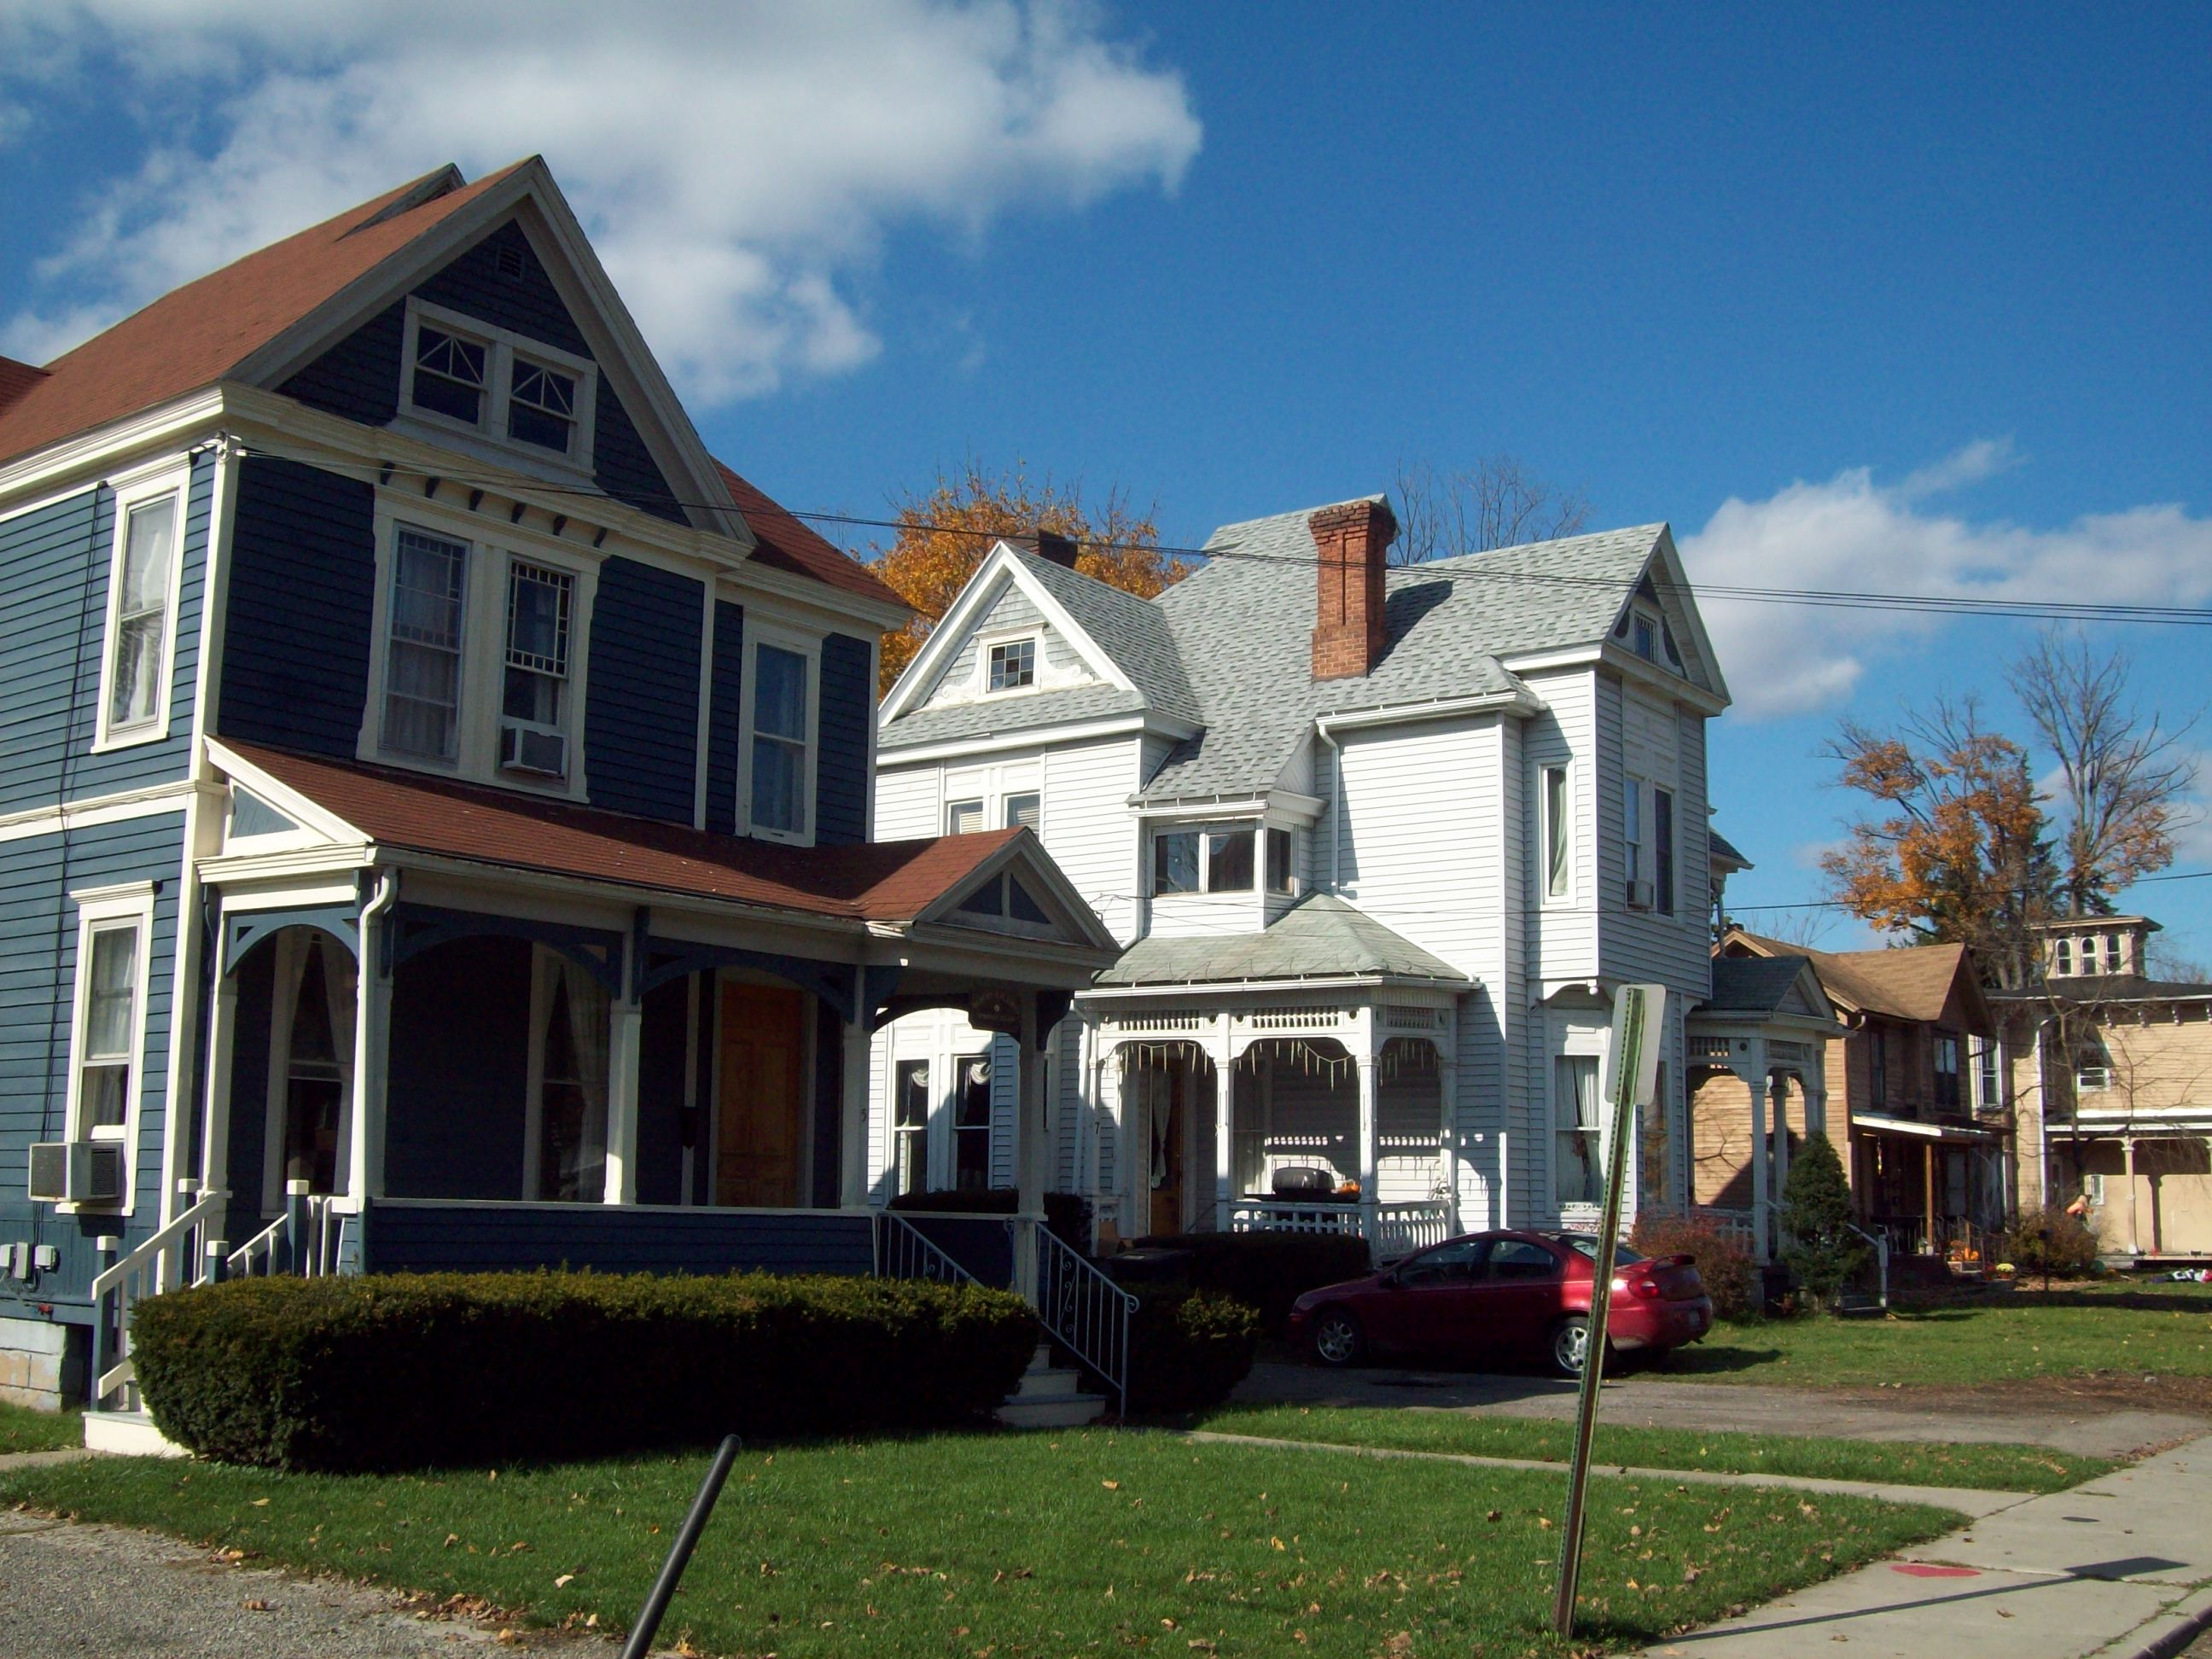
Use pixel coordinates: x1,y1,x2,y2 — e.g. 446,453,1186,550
1622,777,1644,905
1266,826,1295,894
1654,785,1675,915
1541,765,1571,901
265,930,356,1200
1151,825,1257,895
381,527,470,759
66,886,156,1178
96,479,184,748
1004,792,1041,830
946,799,985,835
747,640,814,839
1553,1054,1603,1207
953,1053,992,1192
893,1060,929,1196
400,298,598,471
987,637,1036,692
501,560,573,777
527,946,610,1202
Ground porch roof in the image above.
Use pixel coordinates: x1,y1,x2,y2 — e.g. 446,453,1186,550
1094,894,1468,990
221,741,1025,924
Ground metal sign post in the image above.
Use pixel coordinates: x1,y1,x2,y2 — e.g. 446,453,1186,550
1551,982,1666,1639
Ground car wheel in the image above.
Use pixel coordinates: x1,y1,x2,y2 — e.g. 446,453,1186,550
1312,1308,1365,1368
1550,1315,1590,1379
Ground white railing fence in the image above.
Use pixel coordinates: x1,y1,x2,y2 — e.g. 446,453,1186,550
87,1186,224,1410
1033,1225,1138,1417
1228,1200,1362,1237
1225,1198,1454,1263
225,1190,344,1280
1372,1201,1453,1260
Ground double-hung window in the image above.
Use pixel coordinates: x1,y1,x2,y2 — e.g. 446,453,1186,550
749,643,812,838
502,560,573,777
381,527,470,760
1004,792,1041,830
946,799,985,835
954,1055,993,1191
1152,825,1257,895
1541,765,1571,900
67,885,155,1173
1622,779,1644,905
893,1061,930,1195
1933,1034,1961,1110
1653,787,1675,915
1266,827,1295,894
96,482,183,747
1553,1054,1603,1207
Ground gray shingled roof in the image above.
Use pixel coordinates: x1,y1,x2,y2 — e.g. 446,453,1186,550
1704,954,1814,1015
1709,830,1752,870
1096,894,1469,987
1013,550,1202,726
878,683,1149,751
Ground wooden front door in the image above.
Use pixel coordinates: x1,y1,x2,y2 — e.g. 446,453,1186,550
717,984,806,1208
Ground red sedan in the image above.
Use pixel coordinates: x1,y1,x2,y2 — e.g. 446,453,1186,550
1285,1230,1714,1377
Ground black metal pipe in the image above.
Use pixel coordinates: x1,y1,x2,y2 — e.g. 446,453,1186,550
619,1435,742,1659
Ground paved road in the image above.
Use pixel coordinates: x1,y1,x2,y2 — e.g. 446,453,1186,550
1232,1361,2209,1458
0,1510,614,1659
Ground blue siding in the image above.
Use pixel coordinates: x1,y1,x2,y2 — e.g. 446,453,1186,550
384,935,532,1201
705,600,744,835
812,998,841,1208
278,300,405,425
364,1200,876,1277
585,556,703,824
0,458,211,814
416,220,589,358
593,375,684,524
0,813,187,1322
217,457,376,757
815,632,872,847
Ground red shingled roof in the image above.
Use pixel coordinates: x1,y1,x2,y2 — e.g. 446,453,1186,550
0,165,527,469
0,355,47,416
223,741,1014,923
715,461,904,609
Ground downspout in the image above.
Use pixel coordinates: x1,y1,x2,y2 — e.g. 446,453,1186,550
1316,720,1343,894
346,868,400,1220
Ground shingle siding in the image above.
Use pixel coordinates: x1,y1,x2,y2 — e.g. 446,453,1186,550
594,376,684,525
0,460,210,814
815,632,872,847
278,300,405,425
218,457,377,758
416,220,590,357
584,556,703,824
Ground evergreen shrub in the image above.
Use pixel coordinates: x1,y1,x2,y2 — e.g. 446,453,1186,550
1781,1136,1869,1305
132,1271,1036,1472
1124,1288,1260,1414
1122,1231,1372,1333
2003,1202,2105,1278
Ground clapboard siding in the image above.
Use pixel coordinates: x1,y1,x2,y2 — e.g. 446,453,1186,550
0,814,186,1318
218,457,377,757
0,459,210,813
873,766,937,841
584,556,703,824
1040,737,1144,944
279,300,405,425
704,601,744,835
384,934,533,1201
815,632,872,847
363,1200,876,1277
921,578,1080,708
416,220,588,356
594,378,684,525
1596,674,1711,999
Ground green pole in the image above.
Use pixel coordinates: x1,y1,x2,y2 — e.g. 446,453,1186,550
1552,982,1666,1639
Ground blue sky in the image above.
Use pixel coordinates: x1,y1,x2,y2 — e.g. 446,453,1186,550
5,3,2209,958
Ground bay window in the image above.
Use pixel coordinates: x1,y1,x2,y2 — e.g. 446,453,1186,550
1151,824,1260,895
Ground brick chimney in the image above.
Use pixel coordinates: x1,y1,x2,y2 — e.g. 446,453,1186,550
1308,498,1395,680
1019,529,1080,569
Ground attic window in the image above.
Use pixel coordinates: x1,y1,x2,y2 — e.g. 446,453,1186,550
1632,613,1657,661
413,327,488,424
400,298,598,473
987,638,1035,692
508,360,578,455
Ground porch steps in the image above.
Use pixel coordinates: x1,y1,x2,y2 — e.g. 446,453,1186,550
83,1408,188,1458
995,1346,1107,1430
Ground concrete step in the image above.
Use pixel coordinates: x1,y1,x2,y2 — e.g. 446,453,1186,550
997,1393,1107,1429
1009,1365,1087,1400
83,1409,187,1458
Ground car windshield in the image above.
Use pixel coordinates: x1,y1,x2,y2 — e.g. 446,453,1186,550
1560,1235,1645,1265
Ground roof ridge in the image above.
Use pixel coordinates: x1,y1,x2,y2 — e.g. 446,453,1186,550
1201,493,1388,548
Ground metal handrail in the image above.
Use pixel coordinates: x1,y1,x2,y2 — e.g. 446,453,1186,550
1845,1221,1889,1312
874,1210,981,1286
1033,1225,1137,1418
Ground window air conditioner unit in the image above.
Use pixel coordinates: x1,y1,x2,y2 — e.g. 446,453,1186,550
1625,878,1655,911
27,1141,125,1205
499,722,568,778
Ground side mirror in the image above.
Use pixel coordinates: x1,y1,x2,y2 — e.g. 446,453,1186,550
1378,1272,1402,1290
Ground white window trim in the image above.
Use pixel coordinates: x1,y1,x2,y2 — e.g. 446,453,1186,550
1539,762,1574,906
945,797,986,835
736,623,823,846
1548,1019,1613,1220
1150,819,1263,897
940,761,1042,842
397,297,600,479
63,882,159,1213
90,463,192,754
259,929,358,1214
358,498,598,799
976,629,1042,696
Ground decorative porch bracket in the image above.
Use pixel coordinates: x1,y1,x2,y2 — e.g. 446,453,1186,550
637,937,858,1021
222,905,360,976
387,903,624,993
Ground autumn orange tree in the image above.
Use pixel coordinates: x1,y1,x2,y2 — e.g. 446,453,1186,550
872,461,1188,694
1820,698,2058,988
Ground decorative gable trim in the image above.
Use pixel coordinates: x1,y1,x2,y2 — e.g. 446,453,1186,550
908,830,1121,957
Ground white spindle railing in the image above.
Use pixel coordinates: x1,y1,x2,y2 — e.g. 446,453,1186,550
87,1188,224,1408
1372,1201,1453,1259
225,1193,342,1279
1225,1198,1453,1261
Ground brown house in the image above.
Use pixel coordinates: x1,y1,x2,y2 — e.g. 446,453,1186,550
1711,930,2008,1261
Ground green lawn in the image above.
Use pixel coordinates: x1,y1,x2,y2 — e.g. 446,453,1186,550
0,1430,1960,1658
1659,1286,2212,1388
0,1400,81,1454
1193,1405,2110,1493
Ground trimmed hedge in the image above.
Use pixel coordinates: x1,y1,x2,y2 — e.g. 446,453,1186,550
1126,1289,1260,1414
132,1271,1038,1471
1124,1231,1373,1333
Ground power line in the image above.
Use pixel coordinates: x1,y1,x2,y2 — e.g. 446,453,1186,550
236,443,2212,629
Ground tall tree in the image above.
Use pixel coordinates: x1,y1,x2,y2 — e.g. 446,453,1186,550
2004,629,2198,918
872,460,1184,694
1819,698,2058,988
1389,454,1591,565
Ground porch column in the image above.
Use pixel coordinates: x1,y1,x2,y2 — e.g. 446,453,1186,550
198,969,240,1199
1356,1010,1380,1246
347,885,395,1206
1438,1041,1461,1234
839,1018,871,1208
1012,999,1045,1303
1744,1068,1770,1265
2123,1134,2140,1256
1921,1141,1936,1254
602,922,643,1206
1772,1076,1793,1249
1212,1013,1236,1232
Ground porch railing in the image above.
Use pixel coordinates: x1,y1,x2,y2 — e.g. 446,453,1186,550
226,1186,344,1280
1689,1206,1760,1258
873,1210,981,1287
1033,1225,1137,1417
1225,1199,1454,1261
88,1186,225,1411
1372,1201,1453,1260
1228,1199,1363,1237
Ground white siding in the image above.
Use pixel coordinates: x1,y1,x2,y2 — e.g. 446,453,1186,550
918,579,1098,711
875,765,940,840
1041,736,1144,945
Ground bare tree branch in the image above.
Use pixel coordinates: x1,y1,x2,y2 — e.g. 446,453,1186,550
1389,454,1590,565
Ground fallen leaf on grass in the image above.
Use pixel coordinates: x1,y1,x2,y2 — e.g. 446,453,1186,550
555,1573,576,1588
248,1499,270,1508
241,1598,273,1612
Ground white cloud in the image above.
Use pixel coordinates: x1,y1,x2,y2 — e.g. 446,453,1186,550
1680,442,2212,719
0,0,1201,401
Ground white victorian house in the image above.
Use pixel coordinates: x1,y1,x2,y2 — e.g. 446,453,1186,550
869,499,1732,1257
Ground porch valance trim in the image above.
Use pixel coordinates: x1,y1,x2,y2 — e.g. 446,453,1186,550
1854,1111,1995,1144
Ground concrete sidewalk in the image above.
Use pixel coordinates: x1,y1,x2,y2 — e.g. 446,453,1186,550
1635,1434,2212,1659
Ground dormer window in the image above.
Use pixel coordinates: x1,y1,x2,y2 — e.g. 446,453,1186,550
1151,826,1256,895
401,298,597,473
1633,614,1656,661
987,637,1036,692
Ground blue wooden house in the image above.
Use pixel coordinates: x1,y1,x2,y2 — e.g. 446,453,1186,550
0,159,1117,1420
